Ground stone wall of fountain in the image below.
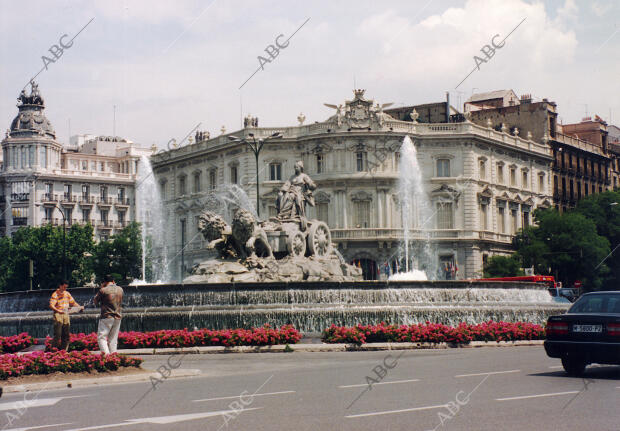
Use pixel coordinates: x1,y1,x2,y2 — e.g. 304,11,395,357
0,281,568,337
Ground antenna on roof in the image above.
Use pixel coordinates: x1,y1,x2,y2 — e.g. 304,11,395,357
113,105,116,137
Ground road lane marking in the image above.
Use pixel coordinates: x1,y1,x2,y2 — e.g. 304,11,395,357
496,391,580,401
455,370,520,378
60,408,262,430
0,396,88,411
2,424,72,431
193,390,295,402
548,366,563,369
339,379,420,389
346,404,446,418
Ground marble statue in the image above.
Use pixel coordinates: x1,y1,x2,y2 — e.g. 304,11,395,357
276,161,316,221
185,162,363,283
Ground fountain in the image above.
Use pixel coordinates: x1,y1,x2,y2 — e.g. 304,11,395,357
185,160,363,283
0,159,570,337
135,155,169,283
390,136,436,280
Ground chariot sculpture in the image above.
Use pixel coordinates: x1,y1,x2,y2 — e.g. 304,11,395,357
198,160,333,260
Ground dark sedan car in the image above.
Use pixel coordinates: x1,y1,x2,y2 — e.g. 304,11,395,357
545,291,620,376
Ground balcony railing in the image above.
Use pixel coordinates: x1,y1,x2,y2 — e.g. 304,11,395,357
61,193,77,203
79,195,96,204
11,193,29,202
42,193,57,202
151,119,553,166
12,217,28,226
97,197,113,205
114,197,131,206
329,228,512,242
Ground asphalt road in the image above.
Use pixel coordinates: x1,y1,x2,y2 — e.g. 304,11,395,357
1,346,619,431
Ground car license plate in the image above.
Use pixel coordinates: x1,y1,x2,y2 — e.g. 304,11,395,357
572,324,602,333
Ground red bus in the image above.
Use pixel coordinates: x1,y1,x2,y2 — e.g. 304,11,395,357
475,275,557,288
475,275,580,302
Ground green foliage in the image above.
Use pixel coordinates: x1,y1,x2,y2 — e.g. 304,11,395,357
574,190,620,290
514,208,610,291
483,255,524,278
0,222,146,292
0,224,95,291
91,222,143,285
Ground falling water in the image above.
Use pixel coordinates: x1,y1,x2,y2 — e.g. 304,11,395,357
201,184,257,224
136,155,170,283
396,136,436,280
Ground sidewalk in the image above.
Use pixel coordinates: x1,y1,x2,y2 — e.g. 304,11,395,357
2,368,201,394
113,339,545,355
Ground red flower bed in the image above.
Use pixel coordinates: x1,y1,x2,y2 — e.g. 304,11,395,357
44,325,302,351
322,321,545,345
0,350,142,380
0,333,35,353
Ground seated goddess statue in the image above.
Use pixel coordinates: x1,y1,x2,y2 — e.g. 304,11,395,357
276,161,316,223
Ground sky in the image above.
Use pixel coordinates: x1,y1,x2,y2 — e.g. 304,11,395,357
0,0,618,148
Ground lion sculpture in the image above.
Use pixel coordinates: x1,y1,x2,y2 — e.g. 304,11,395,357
198,209,273,259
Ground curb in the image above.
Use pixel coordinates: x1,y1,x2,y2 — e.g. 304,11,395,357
2,368,201,394
115,340,544,355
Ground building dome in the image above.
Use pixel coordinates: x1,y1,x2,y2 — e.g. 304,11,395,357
8,81,56,140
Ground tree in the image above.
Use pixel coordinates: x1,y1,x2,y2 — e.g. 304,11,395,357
0,224,95,292
91,222,143,284
575,190,620,290
515,208,610,291
483,255,524,278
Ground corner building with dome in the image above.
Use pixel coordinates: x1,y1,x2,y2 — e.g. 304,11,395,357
0,82,153,240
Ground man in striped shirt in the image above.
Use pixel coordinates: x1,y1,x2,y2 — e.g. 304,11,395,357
49,280,84,350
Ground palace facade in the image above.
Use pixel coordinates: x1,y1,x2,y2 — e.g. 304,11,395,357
151,90,553,281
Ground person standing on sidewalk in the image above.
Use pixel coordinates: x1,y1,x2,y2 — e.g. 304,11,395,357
49,280,84,350
94,274,123,354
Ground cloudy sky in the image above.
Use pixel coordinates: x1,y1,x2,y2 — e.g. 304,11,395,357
0,0,618,148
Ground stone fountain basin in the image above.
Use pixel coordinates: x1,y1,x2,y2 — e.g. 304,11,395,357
0,280,568,337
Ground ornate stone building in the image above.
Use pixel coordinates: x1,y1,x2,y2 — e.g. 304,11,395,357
466,91,617,212
152,90,553,281
0,82,153,240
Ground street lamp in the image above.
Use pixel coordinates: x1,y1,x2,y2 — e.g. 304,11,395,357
228,132,282,217
54,203,67,280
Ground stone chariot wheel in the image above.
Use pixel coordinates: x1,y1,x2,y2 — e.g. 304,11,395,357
286,230,307,257
307,221,332,257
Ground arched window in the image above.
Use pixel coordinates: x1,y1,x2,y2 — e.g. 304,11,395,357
209,169,217,190
193,171,202,193
356,152,367,172
269,163,282,181
436,159,450,177
178,175,187,196
159,180,167,200
436,202,453,229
